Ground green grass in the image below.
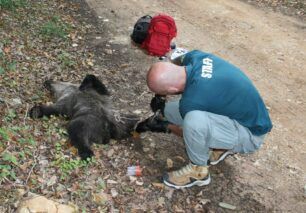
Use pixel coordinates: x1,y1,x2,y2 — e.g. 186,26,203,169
0,125,38,184
0,0,26,10
57,51,76,68
0,51,17,75
52,141,97,180
40,16,71,39
0,152,18,182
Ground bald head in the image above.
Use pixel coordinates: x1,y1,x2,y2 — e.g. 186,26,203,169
147,62,186,95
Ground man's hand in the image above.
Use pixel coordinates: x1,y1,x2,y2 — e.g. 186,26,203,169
150,94,166,115
135,113,170,133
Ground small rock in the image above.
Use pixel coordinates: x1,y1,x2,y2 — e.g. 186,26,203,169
39,159,49,167
219,202,236,210
143,147,150,152
129,176,137,183
165,188,174,199
194,203,203,211
16,194,77,213
103,19,109,22
253,160,260,166
133,109,142,114
173,205,184,212
158,197,165,206
9,98,22,106
149,142,156,148
17,195,57,213
186,196,191,204
57,204,77,213
17,189,26,197
104,49,113,55
199,198,210,205
135,180,144,186
47,175,57,187
110,188,118,197
107,149,114,158
233,155,241,161
72,43,78,47
92,192,109,206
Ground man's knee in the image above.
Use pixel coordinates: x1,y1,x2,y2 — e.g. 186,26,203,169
183,111,210,136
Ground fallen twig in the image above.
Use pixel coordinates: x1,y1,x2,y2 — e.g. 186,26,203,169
25,151,38,186
24,103,29,126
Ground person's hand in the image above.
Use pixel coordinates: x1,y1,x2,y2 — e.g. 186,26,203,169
135,113,170,133
150,94,166,115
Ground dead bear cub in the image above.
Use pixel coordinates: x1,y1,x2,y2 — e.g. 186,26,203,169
30,74,138,160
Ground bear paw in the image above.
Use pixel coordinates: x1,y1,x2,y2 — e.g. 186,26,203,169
29,105,44,119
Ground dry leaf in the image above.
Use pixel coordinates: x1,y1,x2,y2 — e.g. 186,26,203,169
174,156,185,162
135,180,144,186
107,179,118,184
4,47,11,54
199,198,210,206
107,149,114,158
132,131,140,139
167,158,173,168
152,182,164,189
92,192,109,205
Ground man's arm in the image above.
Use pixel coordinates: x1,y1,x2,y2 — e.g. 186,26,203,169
171,55,185,65
169,48,189,65
168,124,183,137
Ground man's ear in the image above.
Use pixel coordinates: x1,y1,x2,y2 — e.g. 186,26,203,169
167,87,180,94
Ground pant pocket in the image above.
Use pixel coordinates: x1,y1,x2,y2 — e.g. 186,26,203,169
208,113,239,150
236,124,265,153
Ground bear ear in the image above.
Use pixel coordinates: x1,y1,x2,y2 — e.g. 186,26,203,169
79,74,110,96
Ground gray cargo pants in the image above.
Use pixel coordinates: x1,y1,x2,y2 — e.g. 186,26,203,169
164,101,265,166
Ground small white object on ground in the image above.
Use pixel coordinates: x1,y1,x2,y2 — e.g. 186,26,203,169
170,47,189,60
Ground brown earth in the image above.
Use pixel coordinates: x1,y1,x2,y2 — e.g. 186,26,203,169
0,0,305,212
84,0,306,211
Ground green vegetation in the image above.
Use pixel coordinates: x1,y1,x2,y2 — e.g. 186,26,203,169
0,0,104,210
0,51,17,75
0,126,37,184
40,16,71,39
0,0,26,10
52,141,97,180
57,51,76,68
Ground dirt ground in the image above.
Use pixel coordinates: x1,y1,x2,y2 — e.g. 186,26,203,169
0,0,305,212
84,0,306,211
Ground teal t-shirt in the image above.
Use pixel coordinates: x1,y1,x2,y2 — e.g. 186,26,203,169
179,50,272,136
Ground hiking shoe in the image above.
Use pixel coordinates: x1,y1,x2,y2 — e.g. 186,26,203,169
208,150,234,165
163,163,211,189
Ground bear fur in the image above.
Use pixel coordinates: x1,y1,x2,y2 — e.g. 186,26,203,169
29,74,138,160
